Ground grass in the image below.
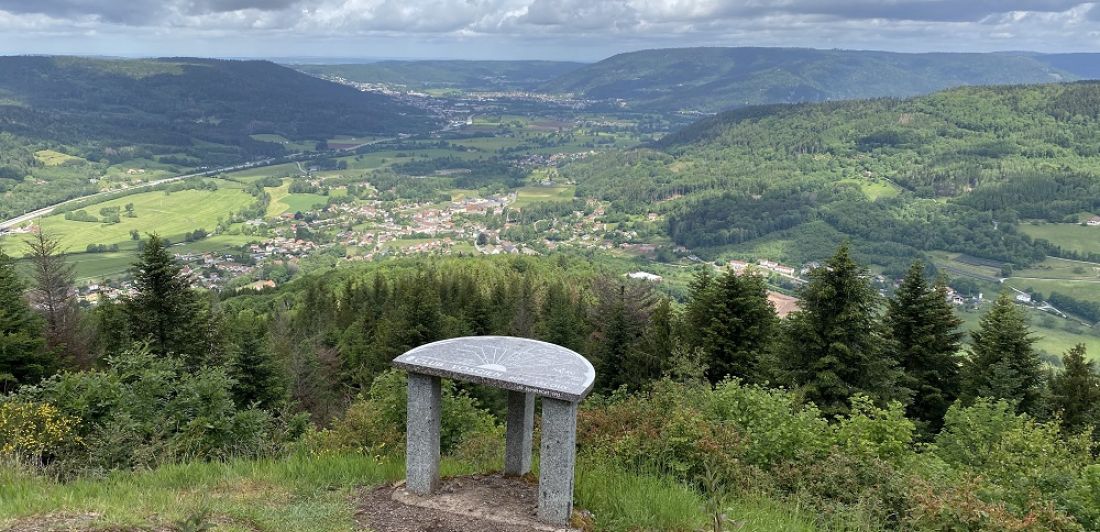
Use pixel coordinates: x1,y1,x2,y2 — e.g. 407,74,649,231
33,149,84,167
1020,223,1100,256
1015,257,1100,280
250,134,319,153
956,303,1100,360
0,453,782,532
0,187,255,258
1005,277,1100,304
514,186,575,208
265,181,330,217
836,177,900,200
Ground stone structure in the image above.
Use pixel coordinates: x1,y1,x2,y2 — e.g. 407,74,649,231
393,336,596,525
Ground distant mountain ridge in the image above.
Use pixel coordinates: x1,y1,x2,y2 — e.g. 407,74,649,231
540,47,1094,112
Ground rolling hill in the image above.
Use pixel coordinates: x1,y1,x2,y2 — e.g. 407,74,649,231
563,81,1100,274
292,60,586,91
540,47,1089,112
0,56,435,219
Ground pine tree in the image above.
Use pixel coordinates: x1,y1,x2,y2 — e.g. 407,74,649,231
885,262,964,433
961,292,1044,416
126,234,208,363
25,230,90,367
681,267,716,352
0,247,49,392
1049,344,1100,434
701,269,777,384
779,243,900,418
628,296,677,387
539,282,584,352
227,310,287,408
589,276,655,391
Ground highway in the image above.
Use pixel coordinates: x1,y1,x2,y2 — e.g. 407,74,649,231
0,138,394,231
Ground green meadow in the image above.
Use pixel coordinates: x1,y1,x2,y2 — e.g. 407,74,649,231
1020,222,1100,256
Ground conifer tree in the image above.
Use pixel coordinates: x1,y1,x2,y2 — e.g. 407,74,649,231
627,296,676,387
227,310,287,408
961,292,1044,416
25,230,90,367
0,247,49,392
885,261,964,433
1049,344,1100,434
779,243,900,417
126,234,208,363
681,267,716,351
589,277,655,391
539,282,584,352
702,268,777,384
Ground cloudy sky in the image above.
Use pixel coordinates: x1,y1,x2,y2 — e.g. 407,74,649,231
0,0,1098,61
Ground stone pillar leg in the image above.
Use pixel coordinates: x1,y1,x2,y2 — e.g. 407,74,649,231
538,397,578,525
406,372,441,496
504,391,535,476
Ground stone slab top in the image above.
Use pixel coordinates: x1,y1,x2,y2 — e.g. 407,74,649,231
393,336,596,402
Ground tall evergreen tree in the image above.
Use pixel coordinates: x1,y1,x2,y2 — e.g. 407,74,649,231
538,282,585,352
702,269,777,384
1049,344,1100,434
885,262,964,433
779,243,900,418
589,276,655,391
0,247,49,392
227,310,287,409
961,292,1044,416
126,234,209,364
681,267,716,352
25,230,90,367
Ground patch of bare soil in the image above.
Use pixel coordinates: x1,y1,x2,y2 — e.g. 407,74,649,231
355,474,582,532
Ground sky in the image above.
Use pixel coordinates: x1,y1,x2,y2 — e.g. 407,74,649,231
0,1,1098,61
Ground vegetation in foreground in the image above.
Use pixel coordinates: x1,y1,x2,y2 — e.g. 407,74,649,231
2,233,1100,530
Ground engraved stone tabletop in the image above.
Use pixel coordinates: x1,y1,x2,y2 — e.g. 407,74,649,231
393,336,596,402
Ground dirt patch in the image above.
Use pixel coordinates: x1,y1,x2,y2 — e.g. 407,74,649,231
355,474,581,532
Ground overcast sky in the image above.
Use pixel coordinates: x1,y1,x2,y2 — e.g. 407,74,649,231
0,0,1098,61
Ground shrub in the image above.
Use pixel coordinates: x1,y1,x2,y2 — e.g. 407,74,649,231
307,370,497,457
0,401,81,463
1,347,304,475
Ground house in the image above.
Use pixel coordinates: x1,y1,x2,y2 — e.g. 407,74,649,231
1086,215,1100,227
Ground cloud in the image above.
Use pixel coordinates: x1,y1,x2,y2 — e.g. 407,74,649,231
0,0,1096,57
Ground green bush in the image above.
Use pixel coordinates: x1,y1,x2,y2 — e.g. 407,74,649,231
306,370,497,457
1,348,306,475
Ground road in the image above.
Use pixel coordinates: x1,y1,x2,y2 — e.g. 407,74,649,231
0,137,393,231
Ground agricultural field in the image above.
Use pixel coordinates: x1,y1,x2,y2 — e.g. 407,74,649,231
249,134,319,153
265,180,331,217
836,177,901,200
513,186,575,208
1019,222,1100,256
956,303,1100,361
33,149,84,166
1005,277,1100,304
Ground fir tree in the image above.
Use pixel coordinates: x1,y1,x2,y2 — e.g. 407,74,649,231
126,234,208,363
0,247,49,392
885,262,964,433
701,269,777,384
25,230,90,367
681,267,716,351
779,243,900,418
1049,344,1100,434
628,296,677,387
227,310,287,408
539,282,585,352
961,292,1044,416
589,276,655,391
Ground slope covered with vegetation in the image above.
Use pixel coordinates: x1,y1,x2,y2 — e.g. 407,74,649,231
3,238,1100,530
294,60,586,91
0,56,434,219
541,47,1083,112
564,81,1100,274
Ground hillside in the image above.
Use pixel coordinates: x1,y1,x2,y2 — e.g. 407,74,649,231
293,60,586,91
541,47,1085,112
0,56,434,219
564,81,1100,274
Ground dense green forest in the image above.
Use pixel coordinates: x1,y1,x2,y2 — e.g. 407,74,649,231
564,81,1100,274
540,47,1093,112
293,60,586,91
0,56,435,219
3,234,1100,529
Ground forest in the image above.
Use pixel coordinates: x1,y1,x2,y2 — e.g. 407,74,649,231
3,232,1100,530
564,81,1100,274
